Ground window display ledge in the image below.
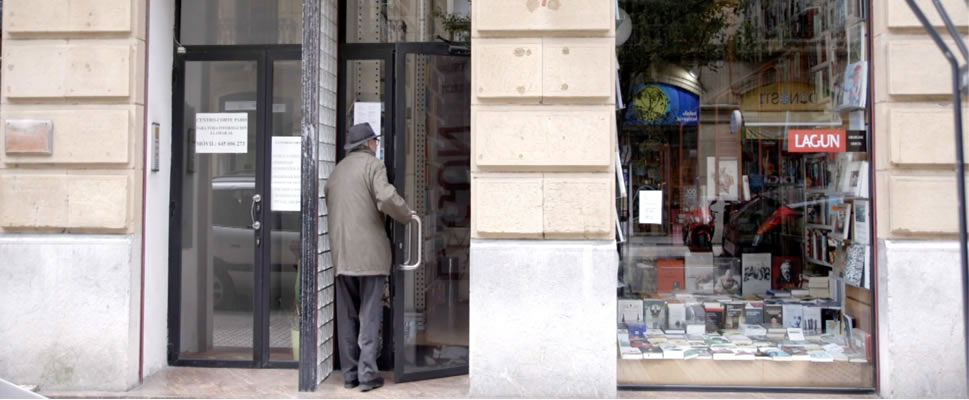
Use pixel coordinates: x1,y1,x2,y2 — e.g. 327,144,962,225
618,359,874,388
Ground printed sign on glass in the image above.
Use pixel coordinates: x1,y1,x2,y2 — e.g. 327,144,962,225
195,113,248,153
271,136,302,212
787,129,846,153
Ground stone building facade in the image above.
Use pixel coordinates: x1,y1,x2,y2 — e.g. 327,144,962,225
0,0,965,398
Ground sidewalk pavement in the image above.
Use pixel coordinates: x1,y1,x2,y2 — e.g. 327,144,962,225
38,367,877,399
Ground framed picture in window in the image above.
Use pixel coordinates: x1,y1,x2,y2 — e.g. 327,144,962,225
847,22,866,64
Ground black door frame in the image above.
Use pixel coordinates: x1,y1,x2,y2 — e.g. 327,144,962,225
391,42,470,384
167,44,302,369
336,40,470,383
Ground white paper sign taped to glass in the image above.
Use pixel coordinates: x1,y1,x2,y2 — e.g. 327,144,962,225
195,113,248,153
271,136,302,212
353,102,383,159
639,190,663,225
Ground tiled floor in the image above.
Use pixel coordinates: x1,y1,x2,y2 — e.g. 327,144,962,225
40,367,877,399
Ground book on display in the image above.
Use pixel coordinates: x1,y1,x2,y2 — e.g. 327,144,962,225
723,302,744,330
643,299,668,330
742,253,772,296
618,299,643,324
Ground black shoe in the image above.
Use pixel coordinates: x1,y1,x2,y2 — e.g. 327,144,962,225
344,379,359,389
359,377,384,392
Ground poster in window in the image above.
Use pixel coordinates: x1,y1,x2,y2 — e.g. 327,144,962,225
717,157,739,200
841,61,868,109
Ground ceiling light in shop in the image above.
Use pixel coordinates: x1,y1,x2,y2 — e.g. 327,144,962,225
617,9,632,46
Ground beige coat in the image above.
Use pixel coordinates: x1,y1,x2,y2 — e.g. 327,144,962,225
324,148,413,276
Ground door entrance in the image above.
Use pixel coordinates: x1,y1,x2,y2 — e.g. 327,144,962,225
337,42,471,383
168,46,302,368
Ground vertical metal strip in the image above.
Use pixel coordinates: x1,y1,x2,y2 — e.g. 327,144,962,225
415,54,427,313
299,0,321,391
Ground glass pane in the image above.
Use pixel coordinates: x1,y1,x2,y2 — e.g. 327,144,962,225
399,53,471,375
345,59,387,159
181,0,302,45
269,60,302,361
180,60,259,361
346,0,471,43
616,0,874,388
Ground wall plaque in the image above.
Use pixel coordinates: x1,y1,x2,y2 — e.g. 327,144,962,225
5,119,53,155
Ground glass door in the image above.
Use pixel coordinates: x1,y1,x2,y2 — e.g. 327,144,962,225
335,43,396,370
392,42,471,383
169,46,301,368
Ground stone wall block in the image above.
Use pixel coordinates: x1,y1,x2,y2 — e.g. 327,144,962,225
70,0,133,33
66,45,131,97
472,105,613,170
888,40,966,96
473,39,542,101
5,0,132,33
3,43,132,98
67,174,130,229
879,240,968,398
470,239,618,398
888,105,969,165
3,0,69,33
0,174,69,228
472,173,543,238
542,38,614,100
3,45,68,98
473,0,614,35
0,235,137,391
887,0,968,29
543,173,613,239
888,175,963,234
1,109,131,164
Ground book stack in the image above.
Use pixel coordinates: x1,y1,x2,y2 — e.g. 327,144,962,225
807,275,831,298
616,287,858,363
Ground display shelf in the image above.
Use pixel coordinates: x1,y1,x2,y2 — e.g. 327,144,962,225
805,256,835,268
806,223,834,230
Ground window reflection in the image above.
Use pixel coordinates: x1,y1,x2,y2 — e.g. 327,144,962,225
616,0,874,389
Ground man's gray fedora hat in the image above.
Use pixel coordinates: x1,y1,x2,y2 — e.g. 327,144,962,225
344,123,380,150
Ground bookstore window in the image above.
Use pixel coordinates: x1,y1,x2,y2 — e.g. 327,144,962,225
615,0,875,389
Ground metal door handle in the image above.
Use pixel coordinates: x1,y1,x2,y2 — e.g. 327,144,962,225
250,194,262,227
251,194,262,246
400,214,422,271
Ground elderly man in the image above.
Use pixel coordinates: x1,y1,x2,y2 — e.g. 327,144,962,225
325,123,414,392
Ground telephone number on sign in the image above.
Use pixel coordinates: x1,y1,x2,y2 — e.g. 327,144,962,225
197,140,246,147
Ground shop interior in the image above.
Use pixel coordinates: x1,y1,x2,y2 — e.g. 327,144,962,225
614,0,875,389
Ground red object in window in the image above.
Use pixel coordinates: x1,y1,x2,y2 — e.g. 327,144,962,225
756,205,799,235
657,259,685,293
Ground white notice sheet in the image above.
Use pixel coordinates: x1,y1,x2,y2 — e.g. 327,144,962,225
271,136,302,212
195,113,248,153
639,190,663,225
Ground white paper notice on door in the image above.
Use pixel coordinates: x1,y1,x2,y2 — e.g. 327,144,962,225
195,113,248,153
271,136,302,212
639,190,663,225
353,102,383,159
353,102,381,135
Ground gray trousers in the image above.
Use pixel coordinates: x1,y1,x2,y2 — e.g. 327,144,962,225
335,275,384,383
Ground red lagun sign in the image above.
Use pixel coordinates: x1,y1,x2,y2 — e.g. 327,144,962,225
787,129,846,153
